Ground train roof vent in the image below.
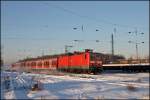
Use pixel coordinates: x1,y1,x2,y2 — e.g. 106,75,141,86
85,49,93,52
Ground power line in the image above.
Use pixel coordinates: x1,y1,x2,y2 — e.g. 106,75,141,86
2,37,148,44
44,3,148,30
2,37,73,41
2,37,55,40
51,4,114,26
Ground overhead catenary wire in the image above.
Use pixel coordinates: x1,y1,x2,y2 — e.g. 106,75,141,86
43,3,148,30
2,37,149,44
0,37,108,42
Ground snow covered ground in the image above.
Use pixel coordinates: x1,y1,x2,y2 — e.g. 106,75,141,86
1,71,149,99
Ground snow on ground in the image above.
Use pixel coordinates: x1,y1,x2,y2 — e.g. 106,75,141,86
1,71,149,99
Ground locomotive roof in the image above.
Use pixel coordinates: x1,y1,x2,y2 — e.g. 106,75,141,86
18,49,115,63
17,51,125,63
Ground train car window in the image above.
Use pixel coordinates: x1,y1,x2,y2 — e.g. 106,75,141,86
46,62,49,66
38,62,42,66
24,63,25,66
27,63,29,67
44,62,46,65
31,62,33,66
34,62,36,66
44,61,49,66
21,63,24,67
52,60,56,66
31,62,35,66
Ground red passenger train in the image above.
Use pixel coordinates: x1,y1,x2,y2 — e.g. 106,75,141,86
11,49,103,74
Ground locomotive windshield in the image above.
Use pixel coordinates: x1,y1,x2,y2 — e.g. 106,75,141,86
90,53,101,61
90,53,102,67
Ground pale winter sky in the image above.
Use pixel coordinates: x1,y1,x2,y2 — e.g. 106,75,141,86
1,1,149,65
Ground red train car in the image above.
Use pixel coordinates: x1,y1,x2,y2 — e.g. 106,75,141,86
11,49,103,74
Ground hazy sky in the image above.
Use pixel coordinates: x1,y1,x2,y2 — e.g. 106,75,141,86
1,1,149,65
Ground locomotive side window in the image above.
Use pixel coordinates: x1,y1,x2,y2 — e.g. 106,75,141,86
85,54,87,59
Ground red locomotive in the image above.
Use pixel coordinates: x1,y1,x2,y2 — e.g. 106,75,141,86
11,49,103,74
58,49,102,73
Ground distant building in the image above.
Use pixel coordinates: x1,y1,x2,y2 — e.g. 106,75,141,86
91,53,125,64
